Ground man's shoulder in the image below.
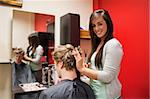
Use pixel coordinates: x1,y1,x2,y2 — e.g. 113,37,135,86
44,80,71,92
39,81,69,99
39,79,96,99
44,84,63,93
76,79,95,92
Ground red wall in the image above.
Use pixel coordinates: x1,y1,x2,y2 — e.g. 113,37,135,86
93,0,149,99
35,13,55,32
93,0,100,11
35,13,55,64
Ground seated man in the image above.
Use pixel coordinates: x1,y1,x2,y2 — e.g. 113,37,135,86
12,48,38,99
39,44,95,99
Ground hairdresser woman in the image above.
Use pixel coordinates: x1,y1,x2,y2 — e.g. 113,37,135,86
73,9,124,99
24,33,43,83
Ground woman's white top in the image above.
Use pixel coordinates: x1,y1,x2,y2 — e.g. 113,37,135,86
90,38,124,99
29,45,43,71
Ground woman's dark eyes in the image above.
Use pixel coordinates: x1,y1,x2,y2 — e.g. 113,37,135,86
92,23,102,27
97,22,102,25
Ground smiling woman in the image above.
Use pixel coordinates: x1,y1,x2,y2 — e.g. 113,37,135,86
0,0,22,7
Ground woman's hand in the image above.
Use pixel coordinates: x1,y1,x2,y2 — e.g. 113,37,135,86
24,54,32,62
84,62,91,68
73,48,98,80
73,47,85,72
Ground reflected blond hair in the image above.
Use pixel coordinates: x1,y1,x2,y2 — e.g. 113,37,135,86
12,47,24,56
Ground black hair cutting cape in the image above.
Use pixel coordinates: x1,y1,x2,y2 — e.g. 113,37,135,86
39,78,95,99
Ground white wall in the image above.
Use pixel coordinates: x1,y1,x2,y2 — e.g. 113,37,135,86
0,7,12,62
15,0,93,46
12,11,34,51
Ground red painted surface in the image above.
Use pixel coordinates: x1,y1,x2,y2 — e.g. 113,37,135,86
93,0,100,11
35,13,55,32
35,13,55,64
93,0,149,98
48,40,54,64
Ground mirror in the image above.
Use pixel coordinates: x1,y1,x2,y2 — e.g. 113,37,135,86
12,10,55,99
12,10,55,51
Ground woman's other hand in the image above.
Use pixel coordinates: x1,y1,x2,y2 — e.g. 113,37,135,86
24,54,32,61
73,47,85,72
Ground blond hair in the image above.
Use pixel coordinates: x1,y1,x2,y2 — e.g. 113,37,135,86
52,44,76,70
13,47,25,56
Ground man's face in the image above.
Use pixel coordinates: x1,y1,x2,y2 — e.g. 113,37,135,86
54,60,63,78
15,54,24,63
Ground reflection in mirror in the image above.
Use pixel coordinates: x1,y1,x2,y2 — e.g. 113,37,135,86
12,10,55,99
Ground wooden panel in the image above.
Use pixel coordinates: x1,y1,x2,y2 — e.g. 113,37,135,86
0,63,12,99
0,0,22,7
60,13,80,47
80,30,90,39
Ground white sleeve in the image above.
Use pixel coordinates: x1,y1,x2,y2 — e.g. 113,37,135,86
32,45,43,64
97,40,123,83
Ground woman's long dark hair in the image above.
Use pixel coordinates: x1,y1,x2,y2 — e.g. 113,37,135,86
88,9,114,69
26,33,40,56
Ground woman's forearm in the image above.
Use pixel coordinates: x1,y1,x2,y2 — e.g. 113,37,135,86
80,67,98,80
31,54,41,63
